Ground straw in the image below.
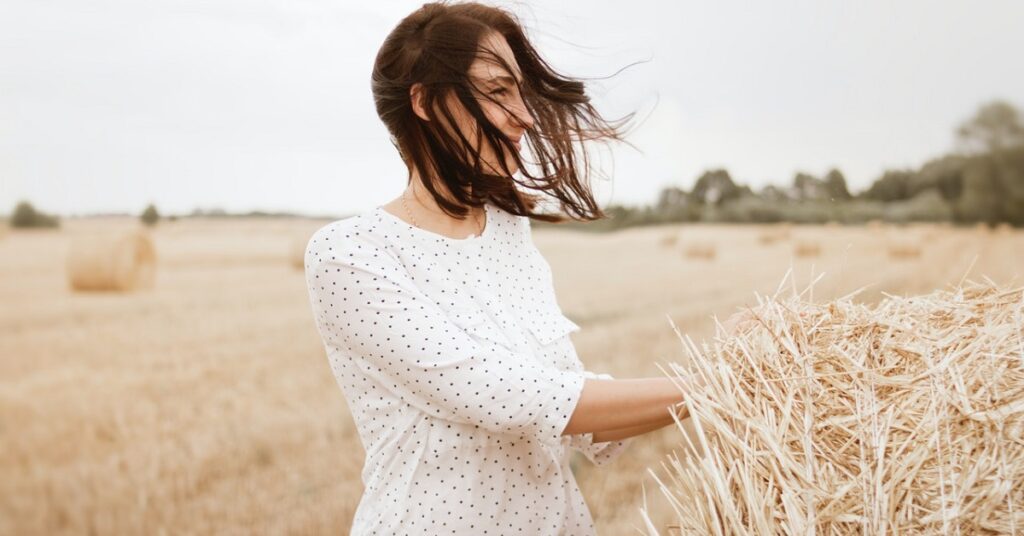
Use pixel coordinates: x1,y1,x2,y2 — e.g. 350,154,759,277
644,274,1024,535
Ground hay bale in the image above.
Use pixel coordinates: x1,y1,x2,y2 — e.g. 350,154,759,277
647,279,1024,534
866,219,885,231
660,232,679,248
757,224,791,245
0,221,8,240
67,229,156,291
886,238,922,259
793,239,820,257
995,222,1013,235
683,242,716,260
290,233,309,270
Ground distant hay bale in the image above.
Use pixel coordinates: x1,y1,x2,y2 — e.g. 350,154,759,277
793,239,820,257
757,224,791,245
0,221,8,240
682,242,716,260
866,219,885,231
67,229,156,291
995,222,1013,234
910,223,937,241
648,279,1024,534
886,239,922,259
660,232,679,248
660,232,680,248
974,222,991,234
290,234,309,270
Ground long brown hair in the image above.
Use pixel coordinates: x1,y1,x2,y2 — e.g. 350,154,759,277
371,1,640,223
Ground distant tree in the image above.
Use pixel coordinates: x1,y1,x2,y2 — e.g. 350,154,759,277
823,169,852,201
955,145,1024,225
791,172,826,201
956,99,1024,154
956,157,1003,224
759,184,789,202
691,169,740,205
910,155,966,201
140,203,160,226
655,186,689,211
10,200,60,228
863,169,914,202
654,186,700,222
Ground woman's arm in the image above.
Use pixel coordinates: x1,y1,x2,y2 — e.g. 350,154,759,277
590,414,681,443
561,376,695,436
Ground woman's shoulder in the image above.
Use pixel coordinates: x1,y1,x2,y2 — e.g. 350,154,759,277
304,210,393,271
489,203,532,239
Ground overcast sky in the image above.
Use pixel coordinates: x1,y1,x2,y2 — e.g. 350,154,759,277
2,0,1022,217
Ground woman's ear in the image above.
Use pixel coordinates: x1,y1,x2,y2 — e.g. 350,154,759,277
410,83,430,122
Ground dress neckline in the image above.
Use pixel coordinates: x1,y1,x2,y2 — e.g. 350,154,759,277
375,203,491,244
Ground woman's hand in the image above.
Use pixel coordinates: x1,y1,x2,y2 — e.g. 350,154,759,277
719,308,757,335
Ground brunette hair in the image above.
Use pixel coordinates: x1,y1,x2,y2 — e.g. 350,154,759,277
371,0,639,223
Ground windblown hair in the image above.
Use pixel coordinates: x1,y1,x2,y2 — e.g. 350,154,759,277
371,0,638,223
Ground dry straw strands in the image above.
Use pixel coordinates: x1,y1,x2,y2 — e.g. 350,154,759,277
684,242,717,261
67,229,156,291
645,275,1024,535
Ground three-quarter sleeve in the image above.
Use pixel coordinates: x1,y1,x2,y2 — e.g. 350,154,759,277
566,371,632,466
306,238,585,447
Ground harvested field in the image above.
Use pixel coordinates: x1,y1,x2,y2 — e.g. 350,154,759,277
1,218,1021,534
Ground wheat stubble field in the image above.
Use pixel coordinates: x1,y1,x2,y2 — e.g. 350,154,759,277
1,217,1021,535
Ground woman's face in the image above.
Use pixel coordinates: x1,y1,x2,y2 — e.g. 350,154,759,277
414,31,535,177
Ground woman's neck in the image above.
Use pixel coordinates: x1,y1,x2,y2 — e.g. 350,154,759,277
406,169,485,223
387,169,485,238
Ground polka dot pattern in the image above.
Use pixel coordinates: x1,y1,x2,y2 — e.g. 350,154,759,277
303,202,632,534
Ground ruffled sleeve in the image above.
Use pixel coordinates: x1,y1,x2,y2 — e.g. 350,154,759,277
565,371,633,466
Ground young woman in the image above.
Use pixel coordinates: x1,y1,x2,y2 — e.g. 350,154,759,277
304,2,697,534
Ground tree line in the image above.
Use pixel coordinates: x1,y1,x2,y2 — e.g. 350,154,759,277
7,100,1022,231
540,99,1024,232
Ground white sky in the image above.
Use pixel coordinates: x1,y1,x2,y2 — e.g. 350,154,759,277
2,0,1022,217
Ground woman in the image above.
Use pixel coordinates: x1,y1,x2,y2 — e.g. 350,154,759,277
304,2,697,534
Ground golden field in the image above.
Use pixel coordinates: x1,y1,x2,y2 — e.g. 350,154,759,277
1,217,1021,535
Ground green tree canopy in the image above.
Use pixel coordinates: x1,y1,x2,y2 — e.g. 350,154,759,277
956,99,1024,154
692,169,740,205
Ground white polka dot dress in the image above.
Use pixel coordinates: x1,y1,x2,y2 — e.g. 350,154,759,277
303,202,632,535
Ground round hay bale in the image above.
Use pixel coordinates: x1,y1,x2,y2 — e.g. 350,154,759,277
757,224,791,245
659,232,679,248
886,238,922,259
995,222,1013,234
865,219,885,231
290,233,309,270
0,221,8,240
683,242,716,260
649,279,1024,534
67,229,156,291
793,239,820,257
